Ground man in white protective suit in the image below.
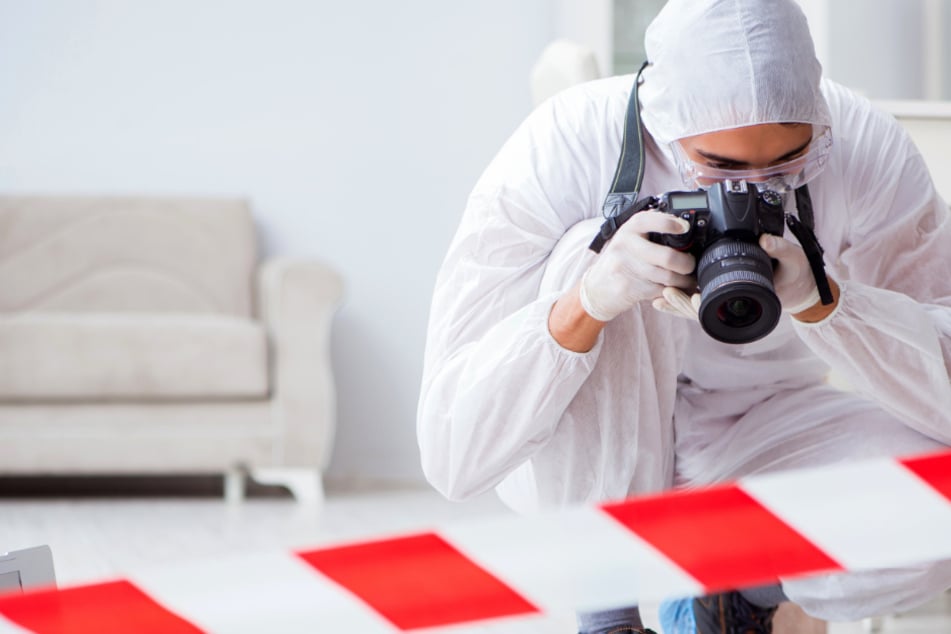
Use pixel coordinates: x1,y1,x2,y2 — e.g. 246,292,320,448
416,0,951,631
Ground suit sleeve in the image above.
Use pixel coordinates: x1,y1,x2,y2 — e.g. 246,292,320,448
793,101,951,442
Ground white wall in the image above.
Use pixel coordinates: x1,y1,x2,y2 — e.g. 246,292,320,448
827,1,925,100
552,0,612,76
800,0,951,101
0,0,555,483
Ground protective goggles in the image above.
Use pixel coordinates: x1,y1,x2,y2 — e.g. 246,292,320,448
672,125,833,193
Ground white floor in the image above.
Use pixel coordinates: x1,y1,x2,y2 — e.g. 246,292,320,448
0,478,948,633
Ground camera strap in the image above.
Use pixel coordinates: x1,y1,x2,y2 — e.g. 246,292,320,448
602,60,650,215
590,61,834,306
788,189,835,304
589,61,653,254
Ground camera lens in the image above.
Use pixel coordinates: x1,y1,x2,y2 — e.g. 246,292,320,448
718,297,763,328
696,238,781,344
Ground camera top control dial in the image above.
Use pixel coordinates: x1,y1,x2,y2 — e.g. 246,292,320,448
760,189,783,207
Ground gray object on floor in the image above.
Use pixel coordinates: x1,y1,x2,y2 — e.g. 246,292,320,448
0,545,56,594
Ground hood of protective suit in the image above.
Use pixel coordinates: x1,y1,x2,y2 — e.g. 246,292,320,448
639,0,832,145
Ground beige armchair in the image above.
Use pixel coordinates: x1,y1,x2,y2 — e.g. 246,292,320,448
0,196,343,503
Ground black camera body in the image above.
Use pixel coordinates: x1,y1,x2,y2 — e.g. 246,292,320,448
650,180,785,257
649,180,786,344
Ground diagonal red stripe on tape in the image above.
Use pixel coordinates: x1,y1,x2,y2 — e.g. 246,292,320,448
0,580,204,634
297,532,539,631
600,484,843,592
900,450,951,501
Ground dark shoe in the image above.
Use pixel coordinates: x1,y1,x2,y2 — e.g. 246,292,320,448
692,591,777,633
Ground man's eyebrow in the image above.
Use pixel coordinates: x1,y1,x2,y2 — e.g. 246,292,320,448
694,149,749,166
695,137,813,166
774,137,813,161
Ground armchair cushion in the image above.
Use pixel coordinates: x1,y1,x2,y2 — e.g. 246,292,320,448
0,313,268,402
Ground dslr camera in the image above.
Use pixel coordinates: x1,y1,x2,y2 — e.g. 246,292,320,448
648,180,785,344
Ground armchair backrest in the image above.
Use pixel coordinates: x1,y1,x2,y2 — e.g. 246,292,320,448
0,196,257,316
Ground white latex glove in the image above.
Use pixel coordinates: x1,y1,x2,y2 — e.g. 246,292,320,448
652,286,701,320
579,211,697,321
759,233,821,313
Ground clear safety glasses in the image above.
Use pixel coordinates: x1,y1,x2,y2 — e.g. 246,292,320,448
672,125,833,193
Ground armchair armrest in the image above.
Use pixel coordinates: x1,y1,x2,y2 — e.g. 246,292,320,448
257,257,344,469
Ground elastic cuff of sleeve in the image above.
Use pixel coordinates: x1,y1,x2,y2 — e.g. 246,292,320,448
792,282,846,328
785,287,822,314
578,270,613,322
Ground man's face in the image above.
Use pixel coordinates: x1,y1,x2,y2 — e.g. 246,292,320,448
674,123,822,191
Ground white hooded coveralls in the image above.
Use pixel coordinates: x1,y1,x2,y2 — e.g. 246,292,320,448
417,0,951,620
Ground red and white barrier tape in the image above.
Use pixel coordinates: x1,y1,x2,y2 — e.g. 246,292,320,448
1,450,950,633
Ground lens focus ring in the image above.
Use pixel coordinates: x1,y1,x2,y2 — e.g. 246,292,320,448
696,238,782,344
703,268,774,290
697,240,773,277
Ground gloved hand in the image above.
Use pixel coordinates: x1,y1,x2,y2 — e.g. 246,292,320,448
759,233,821,313
579,211,697,321
652,286,701,320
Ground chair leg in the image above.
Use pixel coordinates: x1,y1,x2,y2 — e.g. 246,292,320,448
250,468,324,505
224,466,248,504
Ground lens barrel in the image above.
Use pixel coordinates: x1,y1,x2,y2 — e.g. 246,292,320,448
696,238,781,344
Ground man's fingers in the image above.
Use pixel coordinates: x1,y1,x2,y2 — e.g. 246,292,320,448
611,213,697,276
652,292,698,321
634,261,696,289
662,286,699,317
652,297,683,317
690,292,701,312
759,233,790,257
625,210,691,236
